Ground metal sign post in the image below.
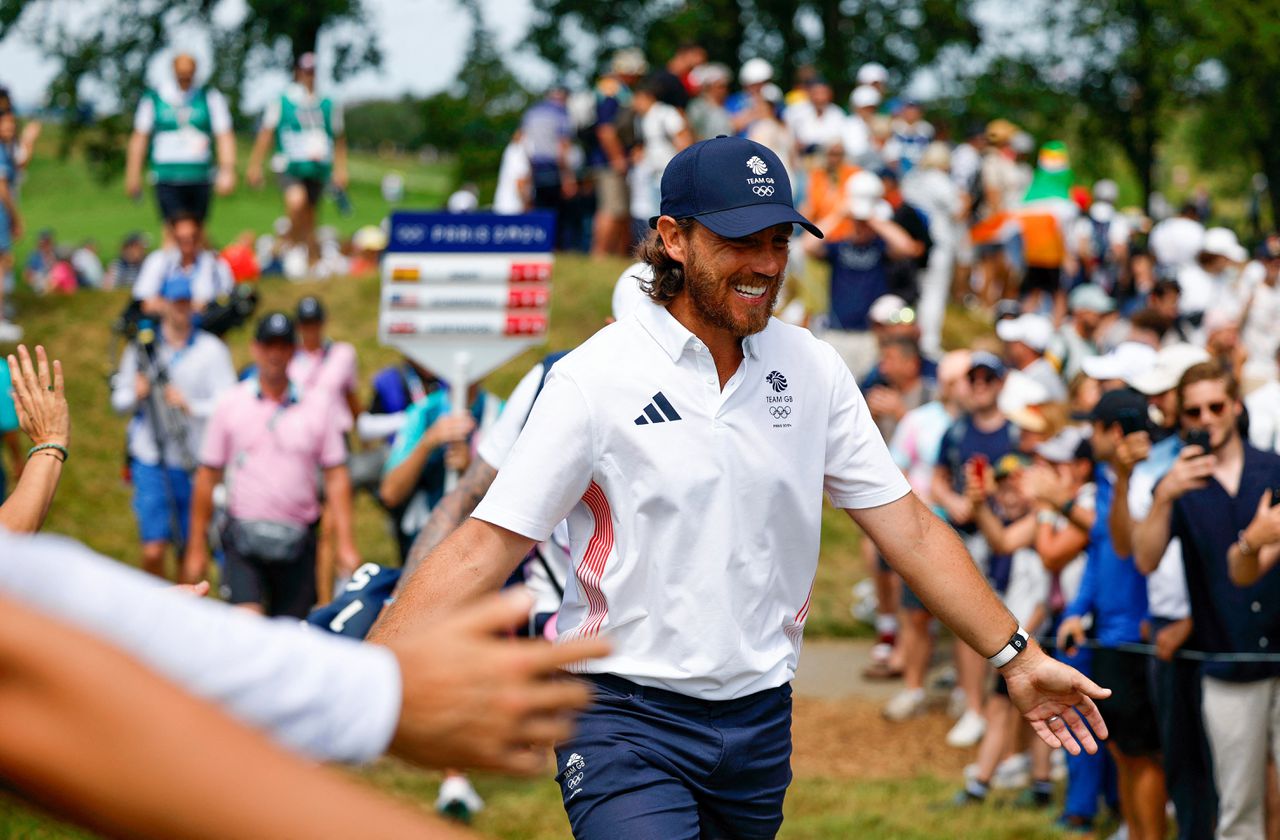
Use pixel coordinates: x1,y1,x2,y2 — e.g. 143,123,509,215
379,211,555,488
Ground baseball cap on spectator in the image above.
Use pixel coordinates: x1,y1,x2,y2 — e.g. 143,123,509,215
995,452,1031,480
739,57,773,86
1035,425,1088,464
296,295,326,324
1093,179,1119,204
693,62,731,87
869,294,914,326
1203,308,1239,336
1069,283,1116,314
996,313,1053,352
856,62,888,86
1081,341,1157,383
1128,342,1211,396
295,52,317,72
994,299,1022,322
255,311,296,344
652,136,821,238
998,369,1052,432
1085,387,1149,427
850,85,881,110
969,351,1006,378
1011,132,1035,155
611,48,648,77
352,225,388,252
845,170,885,221
160,275,193,301
761,83,783,104
1202,227,1248,262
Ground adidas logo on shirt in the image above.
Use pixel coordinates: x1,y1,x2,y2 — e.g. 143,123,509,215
634,392,682,425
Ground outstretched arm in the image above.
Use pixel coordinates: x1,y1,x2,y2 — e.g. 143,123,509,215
850,492,1111,754
0,592,478,840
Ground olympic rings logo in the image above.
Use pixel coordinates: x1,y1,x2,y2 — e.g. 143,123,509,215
396,225,427,244
752,185,775,197
769,406,791,419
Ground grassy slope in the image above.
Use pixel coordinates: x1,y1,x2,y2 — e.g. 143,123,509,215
1,142,1020,839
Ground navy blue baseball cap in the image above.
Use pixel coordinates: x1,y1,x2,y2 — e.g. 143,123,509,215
649,136,822,238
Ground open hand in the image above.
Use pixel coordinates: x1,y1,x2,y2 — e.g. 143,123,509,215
7,345,69,447
382,588,609,774
1002,641,1110,755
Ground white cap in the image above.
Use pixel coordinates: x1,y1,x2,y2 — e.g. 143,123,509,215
995,313,1053,352
739,57,774,86
845,170,884,220
611,48,648,77
447,189,479,214
1128,343,1211,396
1035,425,1087,463
1093,179,1119,204
998,370,1052,432
692,62,730,86
850,84,881,110
1081,341,1158,383
856,62,888,85
612,262,653,321
352,225,387,252
1202,226,1248,262
868,294,910,325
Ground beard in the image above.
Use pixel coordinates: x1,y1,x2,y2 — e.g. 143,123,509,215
682,244,781,338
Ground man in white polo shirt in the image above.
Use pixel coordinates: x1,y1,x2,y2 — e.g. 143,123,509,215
373,136,1110,839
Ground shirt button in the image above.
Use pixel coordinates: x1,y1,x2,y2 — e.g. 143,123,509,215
1254,601,1263,613
706,378,716,386
1262,637,1270,649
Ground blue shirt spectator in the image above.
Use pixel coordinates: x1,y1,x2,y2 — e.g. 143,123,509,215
521,95,572,166
822,237,889,330
1065,466,1148,646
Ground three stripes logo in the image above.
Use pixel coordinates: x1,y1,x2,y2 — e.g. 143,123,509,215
634,392,682,425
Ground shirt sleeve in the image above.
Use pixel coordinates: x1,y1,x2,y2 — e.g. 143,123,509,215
319,408,348,469
0,366,16,432
110,344,141,416
132,252,165,301
329,100,344,135
476,363,544,469
133,96,155,135
0,531,401,764
188,337,238,420
206,88,233,135
200,392,233,468
1128,466,1156,521
260,97,282,132
821,344,912,508
472,369,595,542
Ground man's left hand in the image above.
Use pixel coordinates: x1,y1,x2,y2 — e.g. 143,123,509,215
163,384,189,413
332,169,349,191
1001,641,1110,755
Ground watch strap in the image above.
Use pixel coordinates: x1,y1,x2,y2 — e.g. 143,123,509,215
989,626,1030,668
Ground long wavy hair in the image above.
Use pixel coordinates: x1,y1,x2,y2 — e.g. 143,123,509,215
633,218,695,303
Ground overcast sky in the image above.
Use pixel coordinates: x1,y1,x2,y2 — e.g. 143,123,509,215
0,0,549,112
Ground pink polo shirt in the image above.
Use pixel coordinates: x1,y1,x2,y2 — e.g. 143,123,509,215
288,341,357,431
201,380,347,526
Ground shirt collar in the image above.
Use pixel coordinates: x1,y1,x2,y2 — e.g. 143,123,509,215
633,298,763,362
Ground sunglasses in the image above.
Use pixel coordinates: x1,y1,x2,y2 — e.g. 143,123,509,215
968,371,1000,385
1182,401,1227,420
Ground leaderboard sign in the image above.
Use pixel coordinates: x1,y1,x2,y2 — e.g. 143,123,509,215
380,211,555,381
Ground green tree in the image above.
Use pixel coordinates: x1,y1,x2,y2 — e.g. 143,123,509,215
525,0,979,96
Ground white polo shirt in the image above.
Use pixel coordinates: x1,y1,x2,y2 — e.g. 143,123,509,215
473,298,910,700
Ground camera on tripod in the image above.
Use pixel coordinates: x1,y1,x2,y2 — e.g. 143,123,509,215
111,283,259,342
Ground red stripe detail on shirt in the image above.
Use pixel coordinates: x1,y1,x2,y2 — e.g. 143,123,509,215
795,582,814,625
574,481,614,639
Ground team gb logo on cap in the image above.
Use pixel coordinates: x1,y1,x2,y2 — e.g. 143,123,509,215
746,156,769,176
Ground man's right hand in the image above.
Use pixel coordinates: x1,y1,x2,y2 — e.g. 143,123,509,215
427,414,476,451
135,373,152,402
124,173,142,201
1114,430,1151,477
246,166,264,189
383,589,609,774
1156,445,1215,502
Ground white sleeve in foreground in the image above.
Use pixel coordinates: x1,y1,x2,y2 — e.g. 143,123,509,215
0,531,401,764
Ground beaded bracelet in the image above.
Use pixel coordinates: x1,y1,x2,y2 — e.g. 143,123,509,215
28,442,69,462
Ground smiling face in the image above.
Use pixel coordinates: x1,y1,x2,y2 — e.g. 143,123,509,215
672,222,790,339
